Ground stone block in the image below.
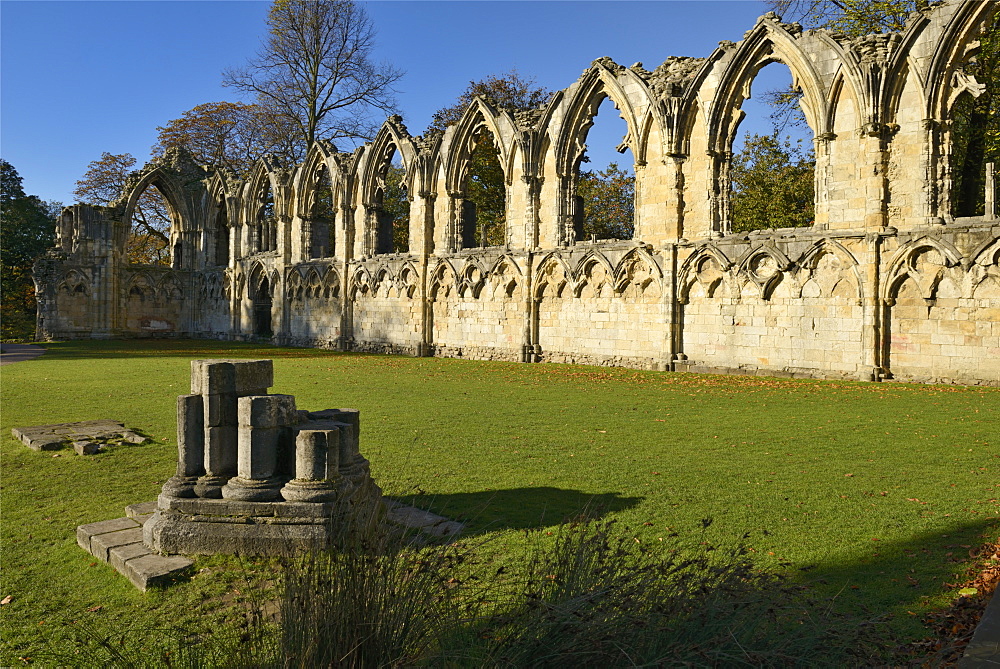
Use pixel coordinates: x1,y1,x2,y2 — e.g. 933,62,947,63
190,359,272,396
238,394,297,428
204,425,238,476
204,393,238,427
236,425,282,480
76,517,140,552
109,542,150,573
121,431,148,444
122,554,194,591
73,441,101,455
90,527,144,561
125,501,158,522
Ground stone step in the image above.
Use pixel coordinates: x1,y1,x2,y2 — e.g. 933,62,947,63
76,504,193,591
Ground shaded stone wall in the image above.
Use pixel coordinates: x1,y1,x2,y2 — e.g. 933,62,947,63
35,1,999,385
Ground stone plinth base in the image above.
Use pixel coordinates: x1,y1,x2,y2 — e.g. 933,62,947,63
143,493,382,556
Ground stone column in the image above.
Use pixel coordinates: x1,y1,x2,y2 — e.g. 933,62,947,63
161,394,204,497
280,428,341,502
222,394,297,501
192,359,273,497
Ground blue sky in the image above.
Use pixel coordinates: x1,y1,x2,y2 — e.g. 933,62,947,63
1,1,791,205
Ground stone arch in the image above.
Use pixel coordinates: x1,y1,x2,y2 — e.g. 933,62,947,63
735,245,792,298
972,237,1000,267
348,266,371,300
614,248,663,301
117,165,187,267
883,237,963,301
295,140,341,259
396,262,420,299
359,118,416,256
797,239,862,301
457,259,488,299
244,157,286,254
125,271,155,300
573,252,615,298
555,61,645,176
321,266,342,299
923,2,999,219
678,245,732,302
925,2,999,124
488,254,524,299
429,260,458,300
553,61,646,243
534,254,572,299
444,98,513,249
205,174,234,268
708,17,826,153
58,269,90,296
247,262,274,337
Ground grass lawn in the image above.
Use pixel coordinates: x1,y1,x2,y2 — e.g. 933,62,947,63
2,339,998,662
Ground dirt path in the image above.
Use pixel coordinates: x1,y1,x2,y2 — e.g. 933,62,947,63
0,343,46,366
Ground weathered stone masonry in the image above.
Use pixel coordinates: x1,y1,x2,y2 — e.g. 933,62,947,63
35,1,999,385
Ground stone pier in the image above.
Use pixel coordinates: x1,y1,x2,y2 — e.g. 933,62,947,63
144,359,383,556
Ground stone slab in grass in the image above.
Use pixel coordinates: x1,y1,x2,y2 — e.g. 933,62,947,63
76,517,141,552
123,554,194,591
12,419,149,453
76,505,193,592
91,527,144,561
125,501,158,523
386,500,464,537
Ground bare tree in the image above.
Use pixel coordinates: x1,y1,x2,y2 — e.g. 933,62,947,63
765,0,915,36
223,0,403,150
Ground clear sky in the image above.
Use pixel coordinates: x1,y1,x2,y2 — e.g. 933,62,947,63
1,0,791,206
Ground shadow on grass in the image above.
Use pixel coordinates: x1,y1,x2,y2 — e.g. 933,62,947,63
791,518,998,639
389,486,643,535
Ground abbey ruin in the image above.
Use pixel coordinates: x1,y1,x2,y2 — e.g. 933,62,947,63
35,1,999,385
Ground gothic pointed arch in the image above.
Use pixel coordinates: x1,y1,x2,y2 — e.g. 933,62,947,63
295,140,342,259
884,237,964,300
429,259,459,300
533,253,573,299
678,245,733,302
443,98,514,249
358,117,416,255
244,156,287,254
556,59,647,175
708,16,827,153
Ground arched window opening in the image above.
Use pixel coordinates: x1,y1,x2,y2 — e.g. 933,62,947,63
574,96,635,242
729,62,815,233
128,183,172,265
950,14,998,217
374,151,409,254
256,181,277,252
253,276,273,337
214,197,229,267
311,164,335,258
461,126,505,248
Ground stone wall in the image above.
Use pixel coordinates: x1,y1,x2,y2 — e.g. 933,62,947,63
35,0,1000,385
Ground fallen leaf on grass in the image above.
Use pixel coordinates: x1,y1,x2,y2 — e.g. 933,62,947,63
86,605,102,612
1,595,12,605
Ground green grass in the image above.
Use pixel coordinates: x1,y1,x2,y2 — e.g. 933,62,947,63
2,339,998,662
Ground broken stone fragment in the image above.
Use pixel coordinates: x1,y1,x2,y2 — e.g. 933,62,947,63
73,441,101,455
122,431,147,444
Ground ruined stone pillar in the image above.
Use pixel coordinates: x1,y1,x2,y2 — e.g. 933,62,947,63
191,359,273,497
222,394,296,501
161,394,204,497
986,162,996,221
280,428,341,502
